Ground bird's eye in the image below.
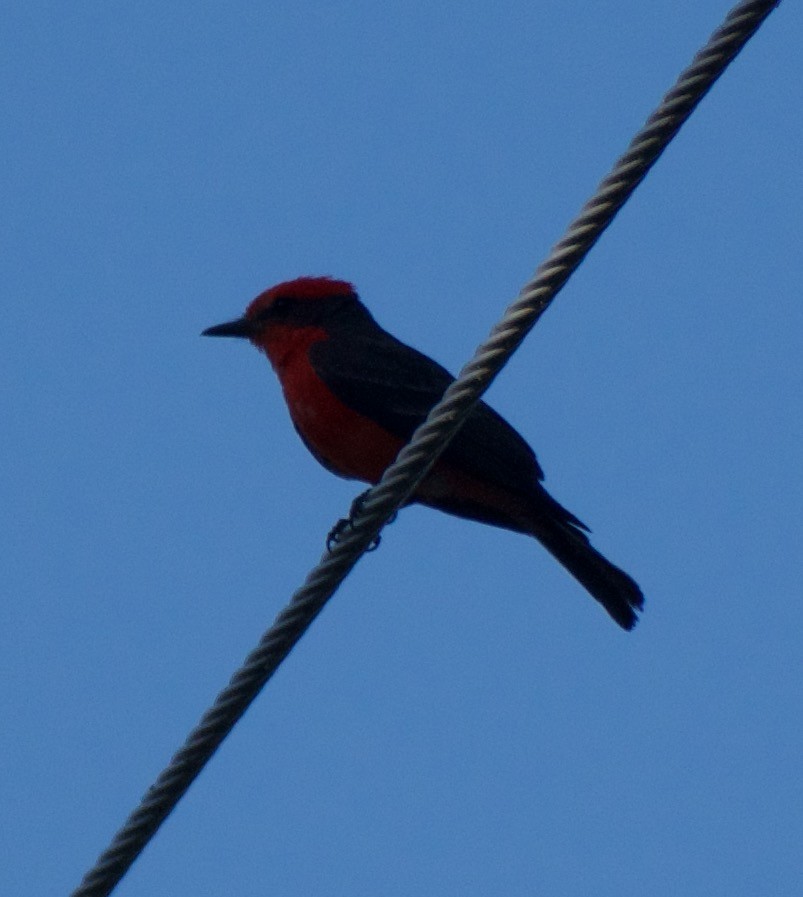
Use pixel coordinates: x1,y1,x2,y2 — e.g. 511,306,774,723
252,296,290,320
268,296,292,317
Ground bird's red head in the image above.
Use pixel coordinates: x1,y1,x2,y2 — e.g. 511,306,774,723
244,277,357,320
203,277,367,368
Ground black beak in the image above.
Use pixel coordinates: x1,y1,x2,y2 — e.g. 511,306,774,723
202,317,254,338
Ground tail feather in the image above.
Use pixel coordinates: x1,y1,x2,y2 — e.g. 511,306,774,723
531,514,644,630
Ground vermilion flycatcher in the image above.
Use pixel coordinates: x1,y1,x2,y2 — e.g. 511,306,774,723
204,277,643,629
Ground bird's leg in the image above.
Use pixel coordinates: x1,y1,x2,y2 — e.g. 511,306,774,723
325,516,356,551
326,489,397,552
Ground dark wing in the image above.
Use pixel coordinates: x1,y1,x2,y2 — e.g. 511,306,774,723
308,329,545,492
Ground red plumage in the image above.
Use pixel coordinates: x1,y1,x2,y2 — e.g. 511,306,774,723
204,277,644,629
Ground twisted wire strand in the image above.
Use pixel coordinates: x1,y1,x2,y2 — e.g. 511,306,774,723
72,2,780,894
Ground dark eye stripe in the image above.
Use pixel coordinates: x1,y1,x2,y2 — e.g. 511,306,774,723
256,297,290,319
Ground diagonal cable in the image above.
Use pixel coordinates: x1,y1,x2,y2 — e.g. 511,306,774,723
71,2,781,895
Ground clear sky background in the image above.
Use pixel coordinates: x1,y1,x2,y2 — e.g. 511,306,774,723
3,3,801,895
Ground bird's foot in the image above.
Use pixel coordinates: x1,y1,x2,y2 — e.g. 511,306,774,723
325,490,397,552
326,515,374,551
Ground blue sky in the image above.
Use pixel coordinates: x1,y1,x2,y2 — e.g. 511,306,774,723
3,3,801,895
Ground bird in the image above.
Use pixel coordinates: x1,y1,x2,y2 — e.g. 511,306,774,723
203,277,644,629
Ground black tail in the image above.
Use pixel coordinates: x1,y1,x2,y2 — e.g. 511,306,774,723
531,512,644,630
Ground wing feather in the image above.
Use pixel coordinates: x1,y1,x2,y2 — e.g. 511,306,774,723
308,331,545,492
